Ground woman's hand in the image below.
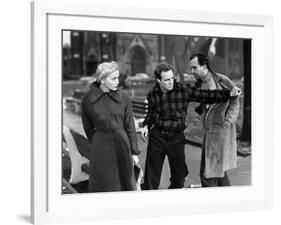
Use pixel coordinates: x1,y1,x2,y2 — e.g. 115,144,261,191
141,125,149,141
132,155,140,166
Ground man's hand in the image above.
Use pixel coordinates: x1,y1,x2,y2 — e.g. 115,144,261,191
141,125,149,141
230,86,242,97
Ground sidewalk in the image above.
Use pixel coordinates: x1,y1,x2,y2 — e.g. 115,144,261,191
137,134,251,189
63,109,251,192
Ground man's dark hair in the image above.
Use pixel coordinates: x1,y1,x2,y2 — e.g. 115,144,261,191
190,52,210,67
189,52,216,76
154,62,174,80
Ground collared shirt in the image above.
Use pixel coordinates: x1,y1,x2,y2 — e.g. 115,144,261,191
143,81,230,132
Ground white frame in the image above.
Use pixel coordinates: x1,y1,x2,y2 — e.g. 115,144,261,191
31,1,273,224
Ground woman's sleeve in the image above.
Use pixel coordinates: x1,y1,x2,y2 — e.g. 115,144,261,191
142,92,155,129
81,97,96,141
123,95,140,155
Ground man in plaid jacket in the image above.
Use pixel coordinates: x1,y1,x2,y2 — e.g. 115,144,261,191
141,62,241,190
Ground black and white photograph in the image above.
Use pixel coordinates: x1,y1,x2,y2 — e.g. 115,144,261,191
25,0,278,224
61,30,252,194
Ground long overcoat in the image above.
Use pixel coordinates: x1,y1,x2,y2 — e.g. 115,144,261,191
199,73,240,178
81,83,140,192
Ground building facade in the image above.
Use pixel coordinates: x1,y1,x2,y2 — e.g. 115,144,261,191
63,31,245,81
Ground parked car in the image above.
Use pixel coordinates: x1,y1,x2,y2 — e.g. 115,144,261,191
79,76,96,88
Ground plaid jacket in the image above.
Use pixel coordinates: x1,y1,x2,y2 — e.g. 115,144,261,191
143,82,230,132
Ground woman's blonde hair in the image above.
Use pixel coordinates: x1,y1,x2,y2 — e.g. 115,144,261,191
94,61,119,84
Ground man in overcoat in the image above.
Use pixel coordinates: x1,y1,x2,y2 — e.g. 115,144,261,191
190,53,240,187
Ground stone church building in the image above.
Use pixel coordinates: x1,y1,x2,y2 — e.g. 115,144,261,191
63,31,246,81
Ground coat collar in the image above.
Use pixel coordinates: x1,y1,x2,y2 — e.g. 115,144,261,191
196,71,230,90
87,82,122,104
210,71,221,83
211,72,233,90
195,71,230,91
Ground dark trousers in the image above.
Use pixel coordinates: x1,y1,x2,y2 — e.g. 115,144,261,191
200,146,230,187
142,128,188,190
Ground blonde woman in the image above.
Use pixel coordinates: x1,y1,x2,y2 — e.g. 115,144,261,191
81,61,140,192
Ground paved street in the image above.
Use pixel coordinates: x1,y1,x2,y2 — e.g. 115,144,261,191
63,109,251,190
137,131,251,188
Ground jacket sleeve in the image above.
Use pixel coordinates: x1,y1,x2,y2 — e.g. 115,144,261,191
123,94,140,155
225,97,240,125
81,96,96,141
221,77,240,125
185,85,230,104
142,91,155,129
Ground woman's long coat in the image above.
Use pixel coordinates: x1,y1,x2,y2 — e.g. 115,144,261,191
81,83,140,192
199,73,240,178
